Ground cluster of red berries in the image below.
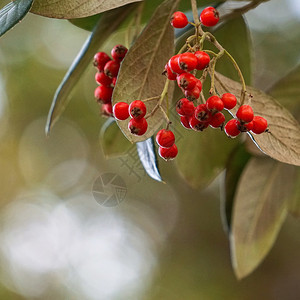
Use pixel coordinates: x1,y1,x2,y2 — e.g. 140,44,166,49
93,44,128,116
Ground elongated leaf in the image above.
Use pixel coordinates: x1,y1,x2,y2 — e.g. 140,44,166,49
230,157,296,279
0,0,33,37
136,137,162,182
30,0,142,19
112,0,178,143
288,168,300,218
214,72,300,166
46,5,137,135
100,118,132,158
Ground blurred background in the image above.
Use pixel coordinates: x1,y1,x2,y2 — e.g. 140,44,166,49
0,0,299,299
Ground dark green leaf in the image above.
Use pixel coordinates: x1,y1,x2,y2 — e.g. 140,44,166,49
288,168,300,218
136,137,162,182
46,4,137,135
0,0,33,37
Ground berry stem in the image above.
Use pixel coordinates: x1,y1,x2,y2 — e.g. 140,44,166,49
191,0,200,25
209,49,224,95
142,95,160,102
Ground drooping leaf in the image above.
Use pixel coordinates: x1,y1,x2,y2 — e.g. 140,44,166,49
68,13,102,31
30,0,142,19
214,72,300,166
220,144,251,234
0,0,33,37
136,137,162,182
230,157,296,279
288,168,300,218
112,0,178,143
45,4,137,135
100,118,132,158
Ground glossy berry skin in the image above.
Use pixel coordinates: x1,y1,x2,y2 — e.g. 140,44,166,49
194,51,210,70
159,144,178,161
128,117,148,136
251,116,268,134
95,71,113,87
209,112,225,128
171,11,188,28
200,6,220,27
112,77,117,87
94,85,113,103
177,73,197,90
180,116,192,129
104,60,120,78
93,52,111,71
195,104,211,122
102,103,113,116
206,95,224,112
184,84,201,101
176,98,195,116
164,64,177,80
111,44,128,62
168,55,185,74
129,100,147,119
178,52,198,72
236,105,254,123
113,102,130,120
156,129,175,148
189,115,209,131
221,93,237,110
225,119,240,137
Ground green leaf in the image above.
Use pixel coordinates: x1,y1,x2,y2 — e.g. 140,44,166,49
288,168,300,218
214,72,300,166
112,0,178,143
100,118,132,158
30,0,142,19
230,157,296,279
220,144,251,234
46,4,137,135
68,13,102,31
0,0,33,37
136,137,162,182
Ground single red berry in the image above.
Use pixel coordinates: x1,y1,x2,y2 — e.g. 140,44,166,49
159,144,178,161
163,63,177,80
104,60,120,78
236,105,254,123
171,11,188,28
178,52,198,72
209,112,225,128
156,129,175,148
177,72,197,90
128,117,148,136
95,71,113,87
94,85,113,103
180,116,192,129
251,116,268,134
194,51,210,70
113,102,130,120
206,95,224,113
129,100,147,119
200,6,220,27
111,44,128,62
101,103,113,116
176,98,195,116
93,52,111,71
195,103,212,122
224,119,240,137
189,115,209,131
168,55,185,74
184,84,201,101
221,93,237,110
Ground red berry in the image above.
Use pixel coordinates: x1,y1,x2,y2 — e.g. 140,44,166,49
209,112,225,128
104,60,120,78
176,98,195,116
180,116,192,129
168,55,185,74
195,104,211,122
184,84,201,101
206,95,224,113
128,117,148,136
224,119,240,137
129,100,147,119
111,44,128,62
251,116,268,134
189,115,209,131
200,6,220,27
171,11,188,28
194,51,210,70
163,63,177,80
112,77,117,87
93,52,111,71
94,85,113,103
156,129,175,148
101,103,113,116
159,144,178,161
177,73,197,90
178,52,198,72
221,93,237,110
236,105,254,123
95,71,113,87
113,102,130,120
